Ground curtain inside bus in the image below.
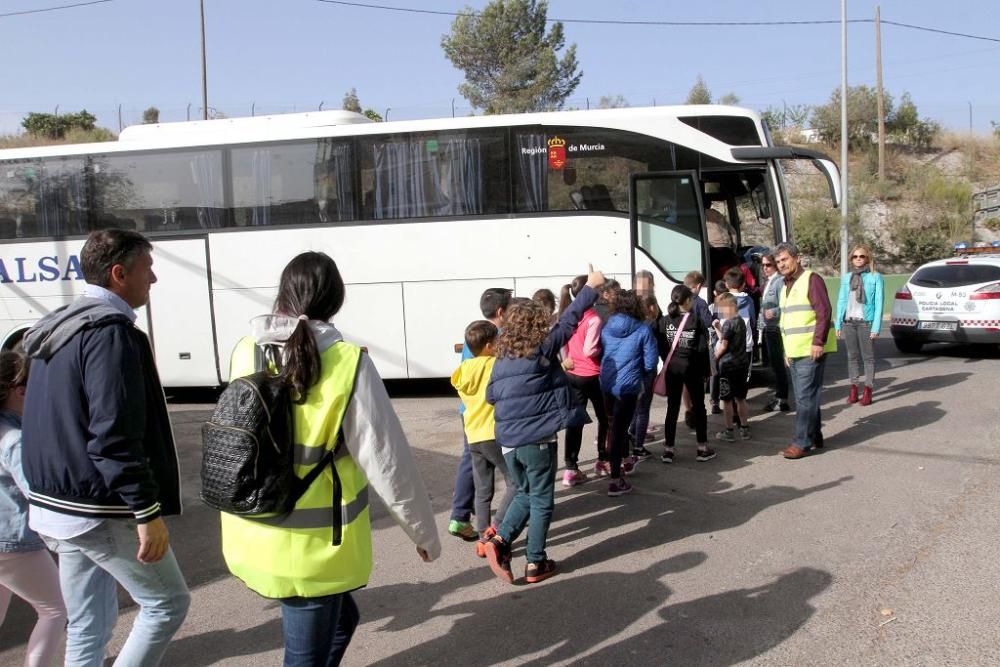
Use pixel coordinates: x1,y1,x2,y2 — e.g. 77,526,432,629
38,159,87,236
370,136,486,219
515,133,547,212
190,153,222,229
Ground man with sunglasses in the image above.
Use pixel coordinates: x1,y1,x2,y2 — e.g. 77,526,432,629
759,252,790,412
773,242,837,460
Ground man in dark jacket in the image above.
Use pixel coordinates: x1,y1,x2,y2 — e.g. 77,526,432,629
21,229,189,666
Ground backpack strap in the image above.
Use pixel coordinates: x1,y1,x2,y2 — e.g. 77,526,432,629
286,348,366,546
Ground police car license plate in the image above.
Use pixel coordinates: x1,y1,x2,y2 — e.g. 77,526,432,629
918,321,957,331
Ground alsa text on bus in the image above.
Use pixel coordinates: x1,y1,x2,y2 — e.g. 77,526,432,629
0,256,84,283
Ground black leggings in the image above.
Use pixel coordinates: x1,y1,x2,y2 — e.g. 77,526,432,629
563,373,609,468
605,393,639,478
664,367,708,447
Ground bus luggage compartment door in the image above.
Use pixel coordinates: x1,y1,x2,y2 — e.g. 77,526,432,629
146,237,221,387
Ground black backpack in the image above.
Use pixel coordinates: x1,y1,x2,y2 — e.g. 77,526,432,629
200,344,335,517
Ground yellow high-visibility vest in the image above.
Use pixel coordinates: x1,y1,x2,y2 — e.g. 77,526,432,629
779,270,837,358
220,336,371,599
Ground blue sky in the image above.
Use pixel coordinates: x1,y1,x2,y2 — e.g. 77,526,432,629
1,0,998,134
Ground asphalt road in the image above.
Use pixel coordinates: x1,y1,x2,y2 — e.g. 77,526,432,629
2,339,999,666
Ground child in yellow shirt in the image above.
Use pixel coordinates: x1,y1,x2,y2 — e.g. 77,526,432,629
451,320,515,556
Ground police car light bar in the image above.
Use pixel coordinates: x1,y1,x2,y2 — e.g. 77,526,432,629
953,241,1000,256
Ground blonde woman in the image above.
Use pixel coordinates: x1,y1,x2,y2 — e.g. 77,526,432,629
835,244,885,406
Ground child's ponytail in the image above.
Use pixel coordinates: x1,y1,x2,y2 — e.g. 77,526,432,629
668,284,693,319
558,274,587,316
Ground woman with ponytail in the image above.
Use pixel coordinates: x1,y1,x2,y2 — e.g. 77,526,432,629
221,251,440,666
558,274,610,485
655,285,714,464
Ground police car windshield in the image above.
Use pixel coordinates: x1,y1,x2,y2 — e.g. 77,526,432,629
911,264,1000,288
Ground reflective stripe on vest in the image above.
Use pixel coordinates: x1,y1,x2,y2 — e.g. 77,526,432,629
778,270,837,358
220,336,373,599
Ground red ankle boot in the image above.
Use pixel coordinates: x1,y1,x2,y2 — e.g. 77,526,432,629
860,386,873,406
847,385,859,404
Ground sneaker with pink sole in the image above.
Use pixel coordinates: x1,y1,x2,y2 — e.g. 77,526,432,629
594,460,611,477
562,468,588,487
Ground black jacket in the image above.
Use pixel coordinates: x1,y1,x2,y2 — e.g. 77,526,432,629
21,298,180,524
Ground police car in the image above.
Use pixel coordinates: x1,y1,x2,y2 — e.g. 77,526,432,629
890,242,1000,353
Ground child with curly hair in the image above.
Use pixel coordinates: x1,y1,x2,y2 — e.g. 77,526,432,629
483,266,605,585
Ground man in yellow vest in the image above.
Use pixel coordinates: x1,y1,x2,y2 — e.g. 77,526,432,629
774,242,837,459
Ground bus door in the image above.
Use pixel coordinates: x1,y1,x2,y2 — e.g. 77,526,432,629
145,237,221,387
628,171,709,291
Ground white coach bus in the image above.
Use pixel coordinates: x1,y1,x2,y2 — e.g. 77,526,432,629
0,106,840,384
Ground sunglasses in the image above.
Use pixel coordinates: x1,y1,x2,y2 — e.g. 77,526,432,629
852,254,869,260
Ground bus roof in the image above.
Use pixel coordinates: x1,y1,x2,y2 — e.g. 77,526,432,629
0,104,764,164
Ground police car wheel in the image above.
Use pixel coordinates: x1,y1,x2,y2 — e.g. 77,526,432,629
893,337,923,354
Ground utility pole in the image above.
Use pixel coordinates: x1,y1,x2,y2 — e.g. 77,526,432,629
200,0,208,120
875,5,885,182
840,0,850,277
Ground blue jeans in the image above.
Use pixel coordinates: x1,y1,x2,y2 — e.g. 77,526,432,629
449,435,475,522
44,519,190,667
788,355,827,450
498,442,558,564
281,592,359,667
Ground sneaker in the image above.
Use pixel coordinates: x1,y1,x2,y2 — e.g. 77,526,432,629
779,402,791,412
632,446,654,461
608,477,633,497
475,526,497,558
622,456,637,475
763,398,780,412
711,403,722,415
660,449,675,464
594,460,611,477
448,520,478,542
525,559,558,584
739,426,752,440
696,447,717,462
715,428,735,442
484,537,514,584
562,468,588,487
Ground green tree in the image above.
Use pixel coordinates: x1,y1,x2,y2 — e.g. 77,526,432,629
441,0,582,114
685,75,711,105
811,85,890,147
597,94,628,109
363,109,383,122
761,106,784,131
718,92,740,105
342,88,362,113
142,106,160,124
887,92,939,149
22,110,97,138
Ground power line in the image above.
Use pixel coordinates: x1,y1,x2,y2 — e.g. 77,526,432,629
0,0,112,19
881,20,1000,45
312,0,1000,44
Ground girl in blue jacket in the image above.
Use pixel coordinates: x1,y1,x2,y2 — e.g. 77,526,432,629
0,350,67,667
600,290,659,498
835,245,885,406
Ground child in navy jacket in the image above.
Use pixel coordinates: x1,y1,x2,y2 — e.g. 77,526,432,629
484,266,605,585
